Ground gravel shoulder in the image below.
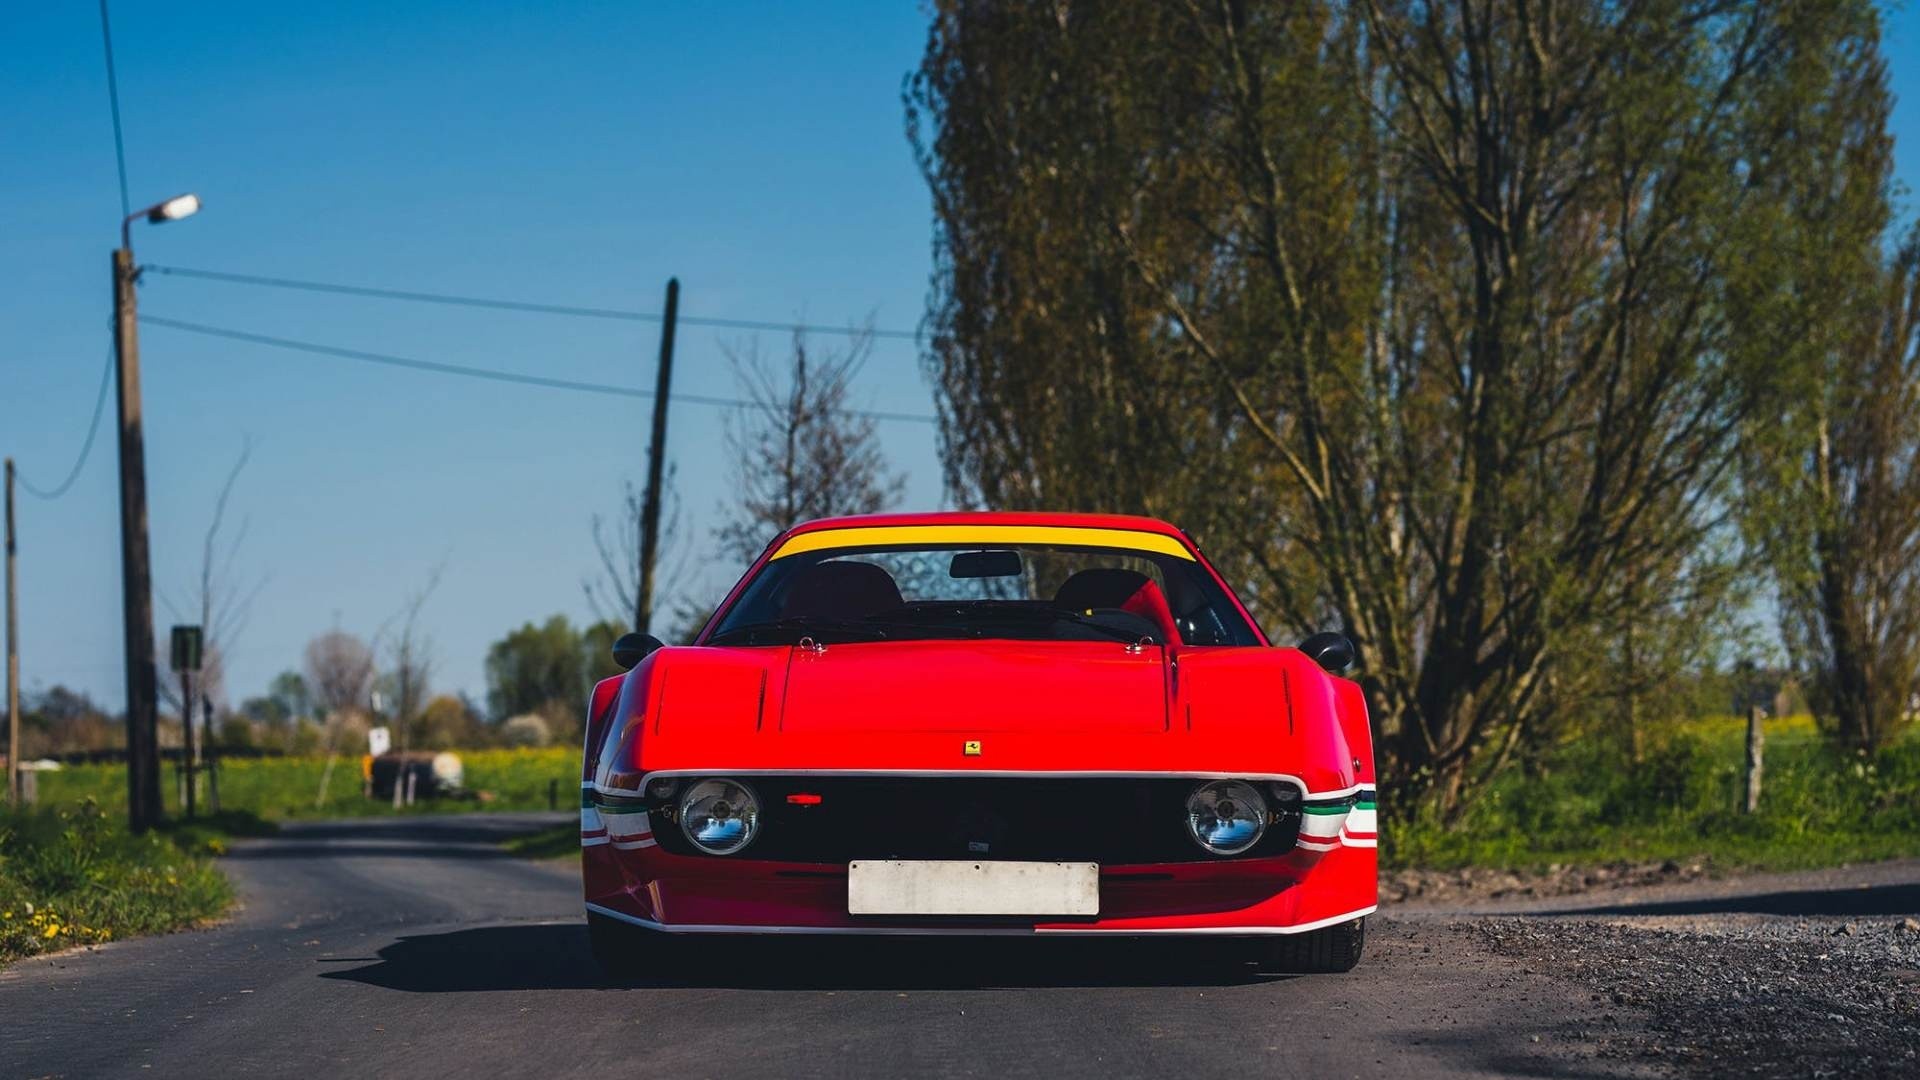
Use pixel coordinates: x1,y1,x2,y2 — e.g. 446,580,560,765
1396,859,1920,1079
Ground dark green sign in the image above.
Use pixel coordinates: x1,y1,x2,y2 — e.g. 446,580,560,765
169,625,204,673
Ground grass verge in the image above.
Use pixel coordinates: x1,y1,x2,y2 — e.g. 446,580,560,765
1384,717,1920,873
0,801,270,966
33,747,578,821
500,823,580,861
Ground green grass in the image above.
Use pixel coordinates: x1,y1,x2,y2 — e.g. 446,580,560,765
0,801,248,965
500,823,580,860
1383,717,1920,873
35,747,579,821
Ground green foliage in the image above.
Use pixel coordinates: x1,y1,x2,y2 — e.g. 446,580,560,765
34,748,578,821
580,619,628,686
499,823,579,861
0,800,235,965
484,615,621,735
1385,721,1920,871
1753,231,1920,754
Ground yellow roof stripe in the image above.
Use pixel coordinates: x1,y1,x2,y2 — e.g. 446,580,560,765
770,524,1195,561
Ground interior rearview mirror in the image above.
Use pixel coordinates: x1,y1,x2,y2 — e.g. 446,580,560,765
1297,631,1355,674
950,549,1023,578
612,631,666,671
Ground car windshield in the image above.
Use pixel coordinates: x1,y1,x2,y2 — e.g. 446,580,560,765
706,542,1263,647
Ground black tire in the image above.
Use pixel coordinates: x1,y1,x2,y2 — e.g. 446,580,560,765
1259,916,1366,973
587,912,681,981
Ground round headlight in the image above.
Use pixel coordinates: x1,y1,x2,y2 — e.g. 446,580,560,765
1185,780,1267,855
677,778,760,855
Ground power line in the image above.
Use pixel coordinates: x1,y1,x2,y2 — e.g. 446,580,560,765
142,265,925,342
17,340,116,500
138,314,939,424
97,0,131,220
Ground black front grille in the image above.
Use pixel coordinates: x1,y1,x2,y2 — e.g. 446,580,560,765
648,777,1302,864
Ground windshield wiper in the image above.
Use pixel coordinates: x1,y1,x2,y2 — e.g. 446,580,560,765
706,616,895,646
900,602,1155,644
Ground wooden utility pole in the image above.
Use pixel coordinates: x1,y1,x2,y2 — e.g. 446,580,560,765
5,458,19,808
635,277,679,635
116,248,162,832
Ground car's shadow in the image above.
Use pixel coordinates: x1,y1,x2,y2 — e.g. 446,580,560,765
322,923,1295,992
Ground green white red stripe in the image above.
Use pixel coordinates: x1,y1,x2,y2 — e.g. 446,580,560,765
1341,788,1377,848
1292,786,1377,851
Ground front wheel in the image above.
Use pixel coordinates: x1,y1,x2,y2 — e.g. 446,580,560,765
1259,917,1366,973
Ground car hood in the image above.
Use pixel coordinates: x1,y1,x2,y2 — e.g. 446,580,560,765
618,640,1354,794
775,640,1168,734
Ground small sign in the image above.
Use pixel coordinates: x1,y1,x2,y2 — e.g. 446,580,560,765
169,625,204,673
367,726,392,758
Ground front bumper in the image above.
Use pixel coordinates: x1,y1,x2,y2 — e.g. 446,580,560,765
582,830,1377,936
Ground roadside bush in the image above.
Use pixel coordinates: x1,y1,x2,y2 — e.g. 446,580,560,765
1384,719,1920,872
500,714,552,748
0,800,233,965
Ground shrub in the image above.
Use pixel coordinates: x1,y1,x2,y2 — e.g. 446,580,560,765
0,800,232,964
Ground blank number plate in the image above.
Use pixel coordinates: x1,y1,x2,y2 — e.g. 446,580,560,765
847,860,1100,916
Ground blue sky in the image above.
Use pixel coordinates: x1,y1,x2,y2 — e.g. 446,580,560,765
5,2,1920,713
3,1,943,711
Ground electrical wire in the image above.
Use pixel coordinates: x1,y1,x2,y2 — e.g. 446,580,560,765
142,265,924,342
97,0,131,220
17,340,116,500
138,315,939,424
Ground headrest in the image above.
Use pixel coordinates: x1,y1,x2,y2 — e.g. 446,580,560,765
1052,568,1153,612
777,560,905,620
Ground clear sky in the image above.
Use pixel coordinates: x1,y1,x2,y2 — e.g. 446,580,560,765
4,1,944,712
5,2,1920,714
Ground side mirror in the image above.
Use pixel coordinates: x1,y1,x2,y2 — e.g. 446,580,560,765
1297,631,1354,674
611,632,666,671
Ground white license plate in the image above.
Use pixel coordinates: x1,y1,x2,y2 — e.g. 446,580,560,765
847,860,1100,916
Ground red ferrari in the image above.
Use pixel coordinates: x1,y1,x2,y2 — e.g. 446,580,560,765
580,511,1377,973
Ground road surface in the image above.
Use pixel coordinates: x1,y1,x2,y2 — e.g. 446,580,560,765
3,815,1914,1079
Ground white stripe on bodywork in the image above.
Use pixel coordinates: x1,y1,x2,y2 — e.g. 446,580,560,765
610,837,658,850
585,902,1377,937
600,810,653,841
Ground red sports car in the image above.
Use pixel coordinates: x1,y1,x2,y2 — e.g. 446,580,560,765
580,511,1376,973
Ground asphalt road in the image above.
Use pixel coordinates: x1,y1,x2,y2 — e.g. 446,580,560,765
3,815,1915,1079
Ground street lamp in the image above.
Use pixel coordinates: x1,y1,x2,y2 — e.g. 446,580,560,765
113,190,202,832
121,192,201,249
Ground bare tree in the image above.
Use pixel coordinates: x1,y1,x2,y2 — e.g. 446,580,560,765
304,627,376,807
375,563,446,806
158,441,266,724
304,630,375,717
584,476,692,632
713,327,906,566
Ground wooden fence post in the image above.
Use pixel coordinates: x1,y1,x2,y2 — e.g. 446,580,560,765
1744,705,1765,813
